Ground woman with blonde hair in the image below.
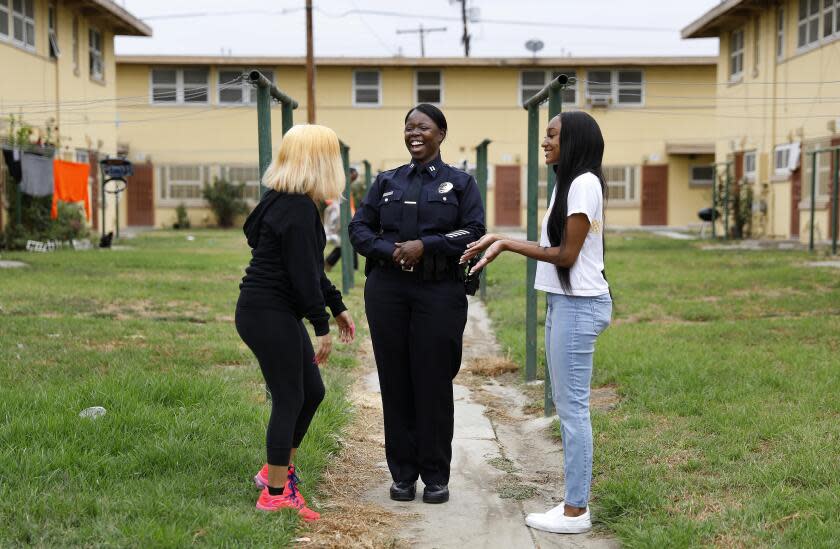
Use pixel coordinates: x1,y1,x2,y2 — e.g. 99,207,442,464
236,124,355,519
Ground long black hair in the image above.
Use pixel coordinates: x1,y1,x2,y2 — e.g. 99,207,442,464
546,111,606,292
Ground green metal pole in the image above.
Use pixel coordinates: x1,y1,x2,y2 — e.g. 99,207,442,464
832,149,839,255
363,160,372,194
525,105,539,382
340,142,354,294
809,152,817,252
256,84,272,197
724,164,730,240
712,165,718,239
475,139,490,301
547,83,563,201
281,101,294,136
544,82,564,416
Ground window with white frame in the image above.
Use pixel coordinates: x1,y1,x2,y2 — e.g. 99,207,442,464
777,7,785,60
89,27,103,80
225,165,261,201
415,70,442,104
151,68,210,104
798,0,821,48
743,151,757,182
48,2,59,58
690,165,715,186
160,165,205,201
823,0,840,38
774,143,801,175
604,165,636,201
729,28,744,81
519,70,577,107
10,0,35,48
585,70,643,106
218,69,273,104
353,70,381,106
0,1,8,40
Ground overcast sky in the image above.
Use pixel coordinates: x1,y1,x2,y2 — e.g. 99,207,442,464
116,0,721,58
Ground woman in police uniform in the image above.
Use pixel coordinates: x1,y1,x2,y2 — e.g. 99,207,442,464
349,104,485,504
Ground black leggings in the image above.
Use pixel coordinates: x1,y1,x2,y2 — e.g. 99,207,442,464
235,305,325,466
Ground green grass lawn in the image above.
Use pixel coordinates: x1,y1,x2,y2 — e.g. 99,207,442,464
0,230,365,547
484,234,840,548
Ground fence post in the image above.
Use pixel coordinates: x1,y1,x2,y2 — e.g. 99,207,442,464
340,141,354,294
363,159,372,194
809,152,817,252
475,139,491,300
833,149,839,255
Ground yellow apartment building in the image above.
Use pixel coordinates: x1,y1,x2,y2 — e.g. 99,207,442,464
0,0,150,232
115,55,718,231
684,0,840,241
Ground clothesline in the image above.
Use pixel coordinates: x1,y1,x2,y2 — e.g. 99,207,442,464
2,146,91,221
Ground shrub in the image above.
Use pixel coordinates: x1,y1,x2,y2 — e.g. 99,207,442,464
173,202,191,229
202,178,247,228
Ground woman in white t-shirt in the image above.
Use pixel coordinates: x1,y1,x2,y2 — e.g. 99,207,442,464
461,111,612,534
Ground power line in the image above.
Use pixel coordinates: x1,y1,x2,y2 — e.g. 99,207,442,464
396,24,448,58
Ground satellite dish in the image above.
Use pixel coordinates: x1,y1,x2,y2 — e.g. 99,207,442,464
525,39,544,58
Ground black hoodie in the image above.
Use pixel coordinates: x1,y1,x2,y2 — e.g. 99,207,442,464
238,190,346,336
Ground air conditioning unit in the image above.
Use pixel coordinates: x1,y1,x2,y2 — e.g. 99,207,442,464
588,95,611,108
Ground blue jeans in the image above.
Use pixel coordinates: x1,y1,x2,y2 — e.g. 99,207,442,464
545,292,612,508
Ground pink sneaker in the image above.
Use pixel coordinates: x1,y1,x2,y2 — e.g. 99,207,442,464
255,487,320,521
254,464,269,489
254,464,307,504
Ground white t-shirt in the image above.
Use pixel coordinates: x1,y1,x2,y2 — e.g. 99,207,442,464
534,172,609,296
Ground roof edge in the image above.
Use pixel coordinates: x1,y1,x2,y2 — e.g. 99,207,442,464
682,0,746,39
115,55,717,67
89,0,152,37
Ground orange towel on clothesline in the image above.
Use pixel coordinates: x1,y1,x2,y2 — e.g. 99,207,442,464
51,159,91,220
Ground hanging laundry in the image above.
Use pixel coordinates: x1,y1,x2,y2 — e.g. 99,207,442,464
52,159,91,220
2,147,22,181
21,152,55,197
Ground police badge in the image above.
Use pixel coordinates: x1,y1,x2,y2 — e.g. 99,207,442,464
438,182,454,194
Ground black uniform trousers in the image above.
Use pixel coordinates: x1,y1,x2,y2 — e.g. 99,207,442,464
364,266,468,486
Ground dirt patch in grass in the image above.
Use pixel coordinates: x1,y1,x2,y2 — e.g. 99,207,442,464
495,475,539,500
465,356,520,377
95,299,212,323
592,385,620,412
303,341,410,549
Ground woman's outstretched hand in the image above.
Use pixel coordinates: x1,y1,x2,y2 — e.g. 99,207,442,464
460,233,499,264
468,240,506,274
336,310,356,344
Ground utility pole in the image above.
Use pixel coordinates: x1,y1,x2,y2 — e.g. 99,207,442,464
455,0,471,57
306,0,315,123
396,23,447,57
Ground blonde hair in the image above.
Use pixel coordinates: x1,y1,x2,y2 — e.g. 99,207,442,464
262,124,345,202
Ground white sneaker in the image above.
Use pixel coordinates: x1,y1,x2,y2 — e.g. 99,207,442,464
525,504,591,534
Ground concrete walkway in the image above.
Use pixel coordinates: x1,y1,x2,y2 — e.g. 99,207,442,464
361,298,618,549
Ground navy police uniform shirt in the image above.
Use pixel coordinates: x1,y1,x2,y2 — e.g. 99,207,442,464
349,155,486,260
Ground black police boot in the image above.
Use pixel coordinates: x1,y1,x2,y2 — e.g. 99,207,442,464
422,484,449,504
389,481,416,501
